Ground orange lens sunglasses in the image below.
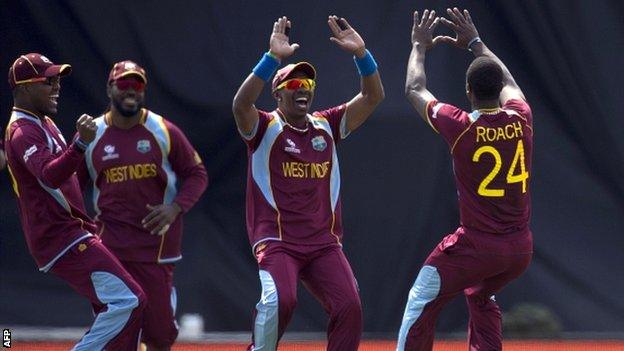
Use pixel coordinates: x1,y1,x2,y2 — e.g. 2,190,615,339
275,78,316,91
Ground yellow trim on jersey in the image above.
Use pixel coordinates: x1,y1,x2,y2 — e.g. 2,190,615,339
158,230,167,263
330,211,340,244
450,120,478,155
7,164,20,197
139,108,148,124
424,100,440,134
504,108,533,135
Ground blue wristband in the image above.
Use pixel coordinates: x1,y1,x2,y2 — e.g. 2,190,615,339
252,52,280,82
74,138,88,151
353,49,378,76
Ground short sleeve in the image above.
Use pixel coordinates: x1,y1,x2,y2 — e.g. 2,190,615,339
239,110,272,151
425,100,472,147
312,103,347,142
503,99,533,127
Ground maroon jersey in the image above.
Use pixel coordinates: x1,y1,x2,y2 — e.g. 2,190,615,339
241,105,349,251
425,99,533,234
78,109,207,263
4,108,97,271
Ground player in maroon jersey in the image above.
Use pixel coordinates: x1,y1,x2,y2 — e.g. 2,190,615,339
233,16,384,351
396,9,533,351
4,53,145,350
77,60,208,351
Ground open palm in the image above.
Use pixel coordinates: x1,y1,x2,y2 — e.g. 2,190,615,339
328,16,365,55
269,16,299,60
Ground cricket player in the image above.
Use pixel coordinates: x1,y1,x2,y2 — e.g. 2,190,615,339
4,53,145,351
77,60,208,351
396,9,534,351
232,16,384,351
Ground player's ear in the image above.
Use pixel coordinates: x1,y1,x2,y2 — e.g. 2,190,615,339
106,84,112,99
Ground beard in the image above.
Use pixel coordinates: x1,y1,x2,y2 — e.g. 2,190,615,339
112,97,143,118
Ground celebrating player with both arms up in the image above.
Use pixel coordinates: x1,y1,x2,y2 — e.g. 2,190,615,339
233,15,384,351
396,8,533,351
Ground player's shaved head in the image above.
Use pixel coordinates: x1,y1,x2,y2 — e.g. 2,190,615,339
466,57,503,101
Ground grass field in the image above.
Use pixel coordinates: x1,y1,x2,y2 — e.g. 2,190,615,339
7,340,624,350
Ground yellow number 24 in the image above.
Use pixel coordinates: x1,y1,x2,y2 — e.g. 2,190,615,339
472,140,529,197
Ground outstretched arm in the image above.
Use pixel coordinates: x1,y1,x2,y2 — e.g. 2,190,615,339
405,10,440,122
438,8,525,104
328,16,384,133
232,17,300,136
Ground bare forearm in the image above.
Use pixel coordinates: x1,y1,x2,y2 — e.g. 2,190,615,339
405,44,428,94
360,71,384,106
405,43,437,121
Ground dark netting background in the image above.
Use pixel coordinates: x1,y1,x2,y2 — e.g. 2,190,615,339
1,0,622,333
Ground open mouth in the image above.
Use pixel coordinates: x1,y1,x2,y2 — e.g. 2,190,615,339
49,94,59,106
295,96,309,109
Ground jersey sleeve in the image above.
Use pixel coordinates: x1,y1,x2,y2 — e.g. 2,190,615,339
312,103,348,142
503,99,533,127
72,132,91,192
425,100,472,147
8,124,85,189
166,121,208,213
238,110,272,151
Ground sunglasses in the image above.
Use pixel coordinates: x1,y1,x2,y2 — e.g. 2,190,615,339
114,79,146,92
275,78,316,91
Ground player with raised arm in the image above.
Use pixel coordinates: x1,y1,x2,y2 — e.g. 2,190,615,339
396,8,533,351
232,16,384,351
4,53,145,351
77,60,208,351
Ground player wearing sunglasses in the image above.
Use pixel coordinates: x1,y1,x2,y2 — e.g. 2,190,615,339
4,53,146,350
76,60,208,351
233,15,384,351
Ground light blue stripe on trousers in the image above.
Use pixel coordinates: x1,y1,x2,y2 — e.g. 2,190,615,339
71,271,140,351
253,269,279,351
396,265,441,351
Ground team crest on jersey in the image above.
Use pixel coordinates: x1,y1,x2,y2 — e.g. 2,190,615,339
102,144,119,161
284,138,301,154
311,136,327,152
137,140,151,153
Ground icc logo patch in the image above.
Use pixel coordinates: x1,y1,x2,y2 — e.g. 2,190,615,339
311,136,327,152
102,144,119,161
137,140,151,153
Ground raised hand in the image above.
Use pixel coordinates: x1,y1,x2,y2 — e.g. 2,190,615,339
328,16,366,57
76,114,96,143
269,16,300,60
435,8,480,49
411,9,440,49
